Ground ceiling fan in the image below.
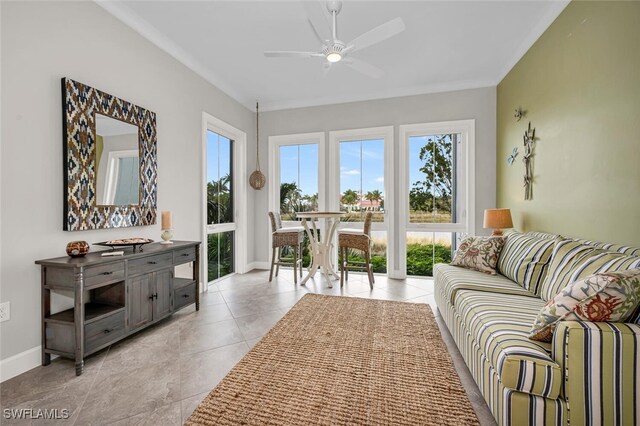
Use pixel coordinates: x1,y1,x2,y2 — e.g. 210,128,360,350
264,1,405,78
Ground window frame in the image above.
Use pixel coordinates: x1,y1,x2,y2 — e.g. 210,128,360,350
268,132,326,224
201,112,248,289
328,126,395,275
398,119,475,277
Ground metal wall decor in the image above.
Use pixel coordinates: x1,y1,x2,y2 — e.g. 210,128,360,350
514,107,525,122
62,78,157,231
522,121,536,200
507,147,519,166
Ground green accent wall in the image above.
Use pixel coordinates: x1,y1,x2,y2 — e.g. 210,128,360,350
497,1,640,246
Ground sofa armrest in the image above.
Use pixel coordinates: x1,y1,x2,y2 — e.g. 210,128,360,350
552,321,640,425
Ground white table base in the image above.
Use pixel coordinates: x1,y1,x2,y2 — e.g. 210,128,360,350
299,216,341,287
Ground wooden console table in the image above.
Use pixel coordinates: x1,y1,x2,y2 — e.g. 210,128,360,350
35,241,200,375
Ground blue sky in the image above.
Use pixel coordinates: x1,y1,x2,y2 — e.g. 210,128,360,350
276,137,440,198
207,132,449,198
207,130,231,184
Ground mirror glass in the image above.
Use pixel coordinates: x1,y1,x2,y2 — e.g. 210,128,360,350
95,114,140,206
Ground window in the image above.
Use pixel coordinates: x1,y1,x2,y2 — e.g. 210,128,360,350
399,120,475,277
269,132,325,221
329,127,394,275
202,113,247,285
279,144,319,220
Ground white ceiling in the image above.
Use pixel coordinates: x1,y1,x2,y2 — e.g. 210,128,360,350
98,1,568,111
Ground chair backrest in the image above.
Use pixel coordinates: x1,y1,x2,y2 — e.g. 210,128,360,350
268,211,282,233
363,212,373,236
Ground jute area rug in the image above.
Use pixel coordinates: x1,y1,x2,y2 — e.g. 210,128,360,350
187,294,479,425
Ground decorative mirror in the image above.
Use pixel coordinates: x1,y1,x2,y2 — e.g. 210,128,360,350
62,78,157,231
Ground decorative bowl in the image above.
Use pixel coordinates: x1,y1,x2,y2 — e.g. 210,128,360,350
66,241,90,257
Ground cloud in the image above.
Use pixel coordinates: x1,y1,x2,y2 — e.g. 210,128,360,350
374,176,384,183
341,169,360,176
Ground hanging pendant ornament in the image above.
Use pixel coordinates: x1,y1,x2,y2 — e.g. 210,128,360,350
249,102,266,190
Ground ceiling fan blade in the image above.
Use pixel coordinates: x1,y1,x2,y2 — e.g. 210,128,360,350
343,57,384,79
323,61,332,77
264,51,321,58
301,1,332,43
345,17,405,54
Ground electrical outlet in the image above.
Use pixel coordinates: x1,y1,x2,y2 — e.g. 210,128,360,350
0,302,10,323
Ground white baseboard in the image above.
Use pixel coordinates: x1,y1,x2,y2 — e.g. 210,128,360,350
247,261,270,271
1,346,42,382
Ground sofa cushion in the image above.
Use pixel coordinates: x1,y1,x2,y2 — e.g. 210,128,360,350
497,232,558,293
575,238,640,257
530,269,640,342
455,290,562,399
539,239,640,301
451,235,505,274
434,263,535,305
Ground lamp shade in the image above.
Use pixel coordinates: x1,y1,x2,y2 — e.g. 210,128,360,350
483,208,513,229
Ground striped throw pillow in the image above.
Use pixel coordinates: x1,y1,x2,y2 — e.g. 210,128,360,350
497,232,557,293
539,239,640,302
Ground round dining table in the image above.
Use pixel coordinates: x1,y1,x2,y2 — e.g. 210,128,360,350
296,211,346,287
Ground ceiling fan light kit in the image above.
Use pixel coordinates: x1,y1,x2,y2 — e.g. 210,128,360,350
264,0,405,78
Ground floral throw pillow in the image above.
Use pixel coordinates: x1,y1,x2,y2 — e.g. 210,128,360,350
529,268,640,342
451,236,505,275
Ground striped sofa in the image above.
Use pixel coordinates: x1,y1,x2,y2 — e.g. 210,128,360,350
435,232,640,426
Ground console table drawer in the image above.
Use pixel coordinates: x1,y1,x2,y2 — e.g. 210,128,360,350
128,252,174,276
84,262,125,288
174,247,196,264
85,310,125,354
174,282,196,310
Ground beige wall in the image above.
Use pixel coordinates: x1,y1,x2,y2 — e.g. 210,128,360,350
0,1,253,364
497,1,640,245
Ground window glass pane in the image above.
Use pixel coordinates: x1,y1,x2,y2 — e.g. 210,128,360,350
279,144,318,220
207,131,233,224
339,139,385,223
409,134,458,223
207,231,234,281
406,232,455,276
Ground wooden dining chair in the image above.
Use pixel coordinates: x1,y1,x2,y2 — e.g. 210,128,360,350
338,212,374,289
268,212,304,284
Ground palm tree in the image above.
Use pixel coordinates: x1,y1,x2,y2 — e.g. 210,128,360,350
207,174,232,224
341,189,359,212
280,182,301,216
365,190,382,210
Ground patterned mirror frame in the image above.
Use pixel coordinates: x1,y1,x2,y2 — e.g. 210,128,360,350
62,78,157,231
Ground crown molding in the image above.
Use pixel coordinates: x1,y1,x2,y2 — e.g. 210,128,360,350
494,0,570,86
94,0,254,112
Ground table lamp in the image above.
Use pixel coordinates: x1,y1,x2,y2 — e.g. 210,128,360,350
483,208,513,236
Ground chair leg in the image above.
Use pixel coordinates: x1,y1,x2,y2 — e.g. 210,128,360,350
275,247,280,277
269,247,276,282
292,245,298,285
365,249,374,289
340,247,345,288
344,249,349,282
299,242,303,278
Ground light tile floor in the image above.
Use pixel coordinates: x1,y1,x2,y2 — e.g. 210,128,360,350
0,270,496,425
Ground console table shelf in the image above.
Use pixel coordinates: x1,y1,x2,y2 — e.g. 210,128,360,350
45,303,125,324
36,240,201,375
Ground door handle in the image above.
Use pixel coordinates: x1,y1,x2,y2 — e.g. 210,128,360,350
182,294,189,298
148,261,157,265
101,271,113,275
103,329,112,334
181,253,190,257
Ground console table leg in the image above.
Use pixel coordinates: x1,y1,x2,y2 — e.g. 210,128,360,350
42,352,51,366
75,360,84,376
194,251,200,311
